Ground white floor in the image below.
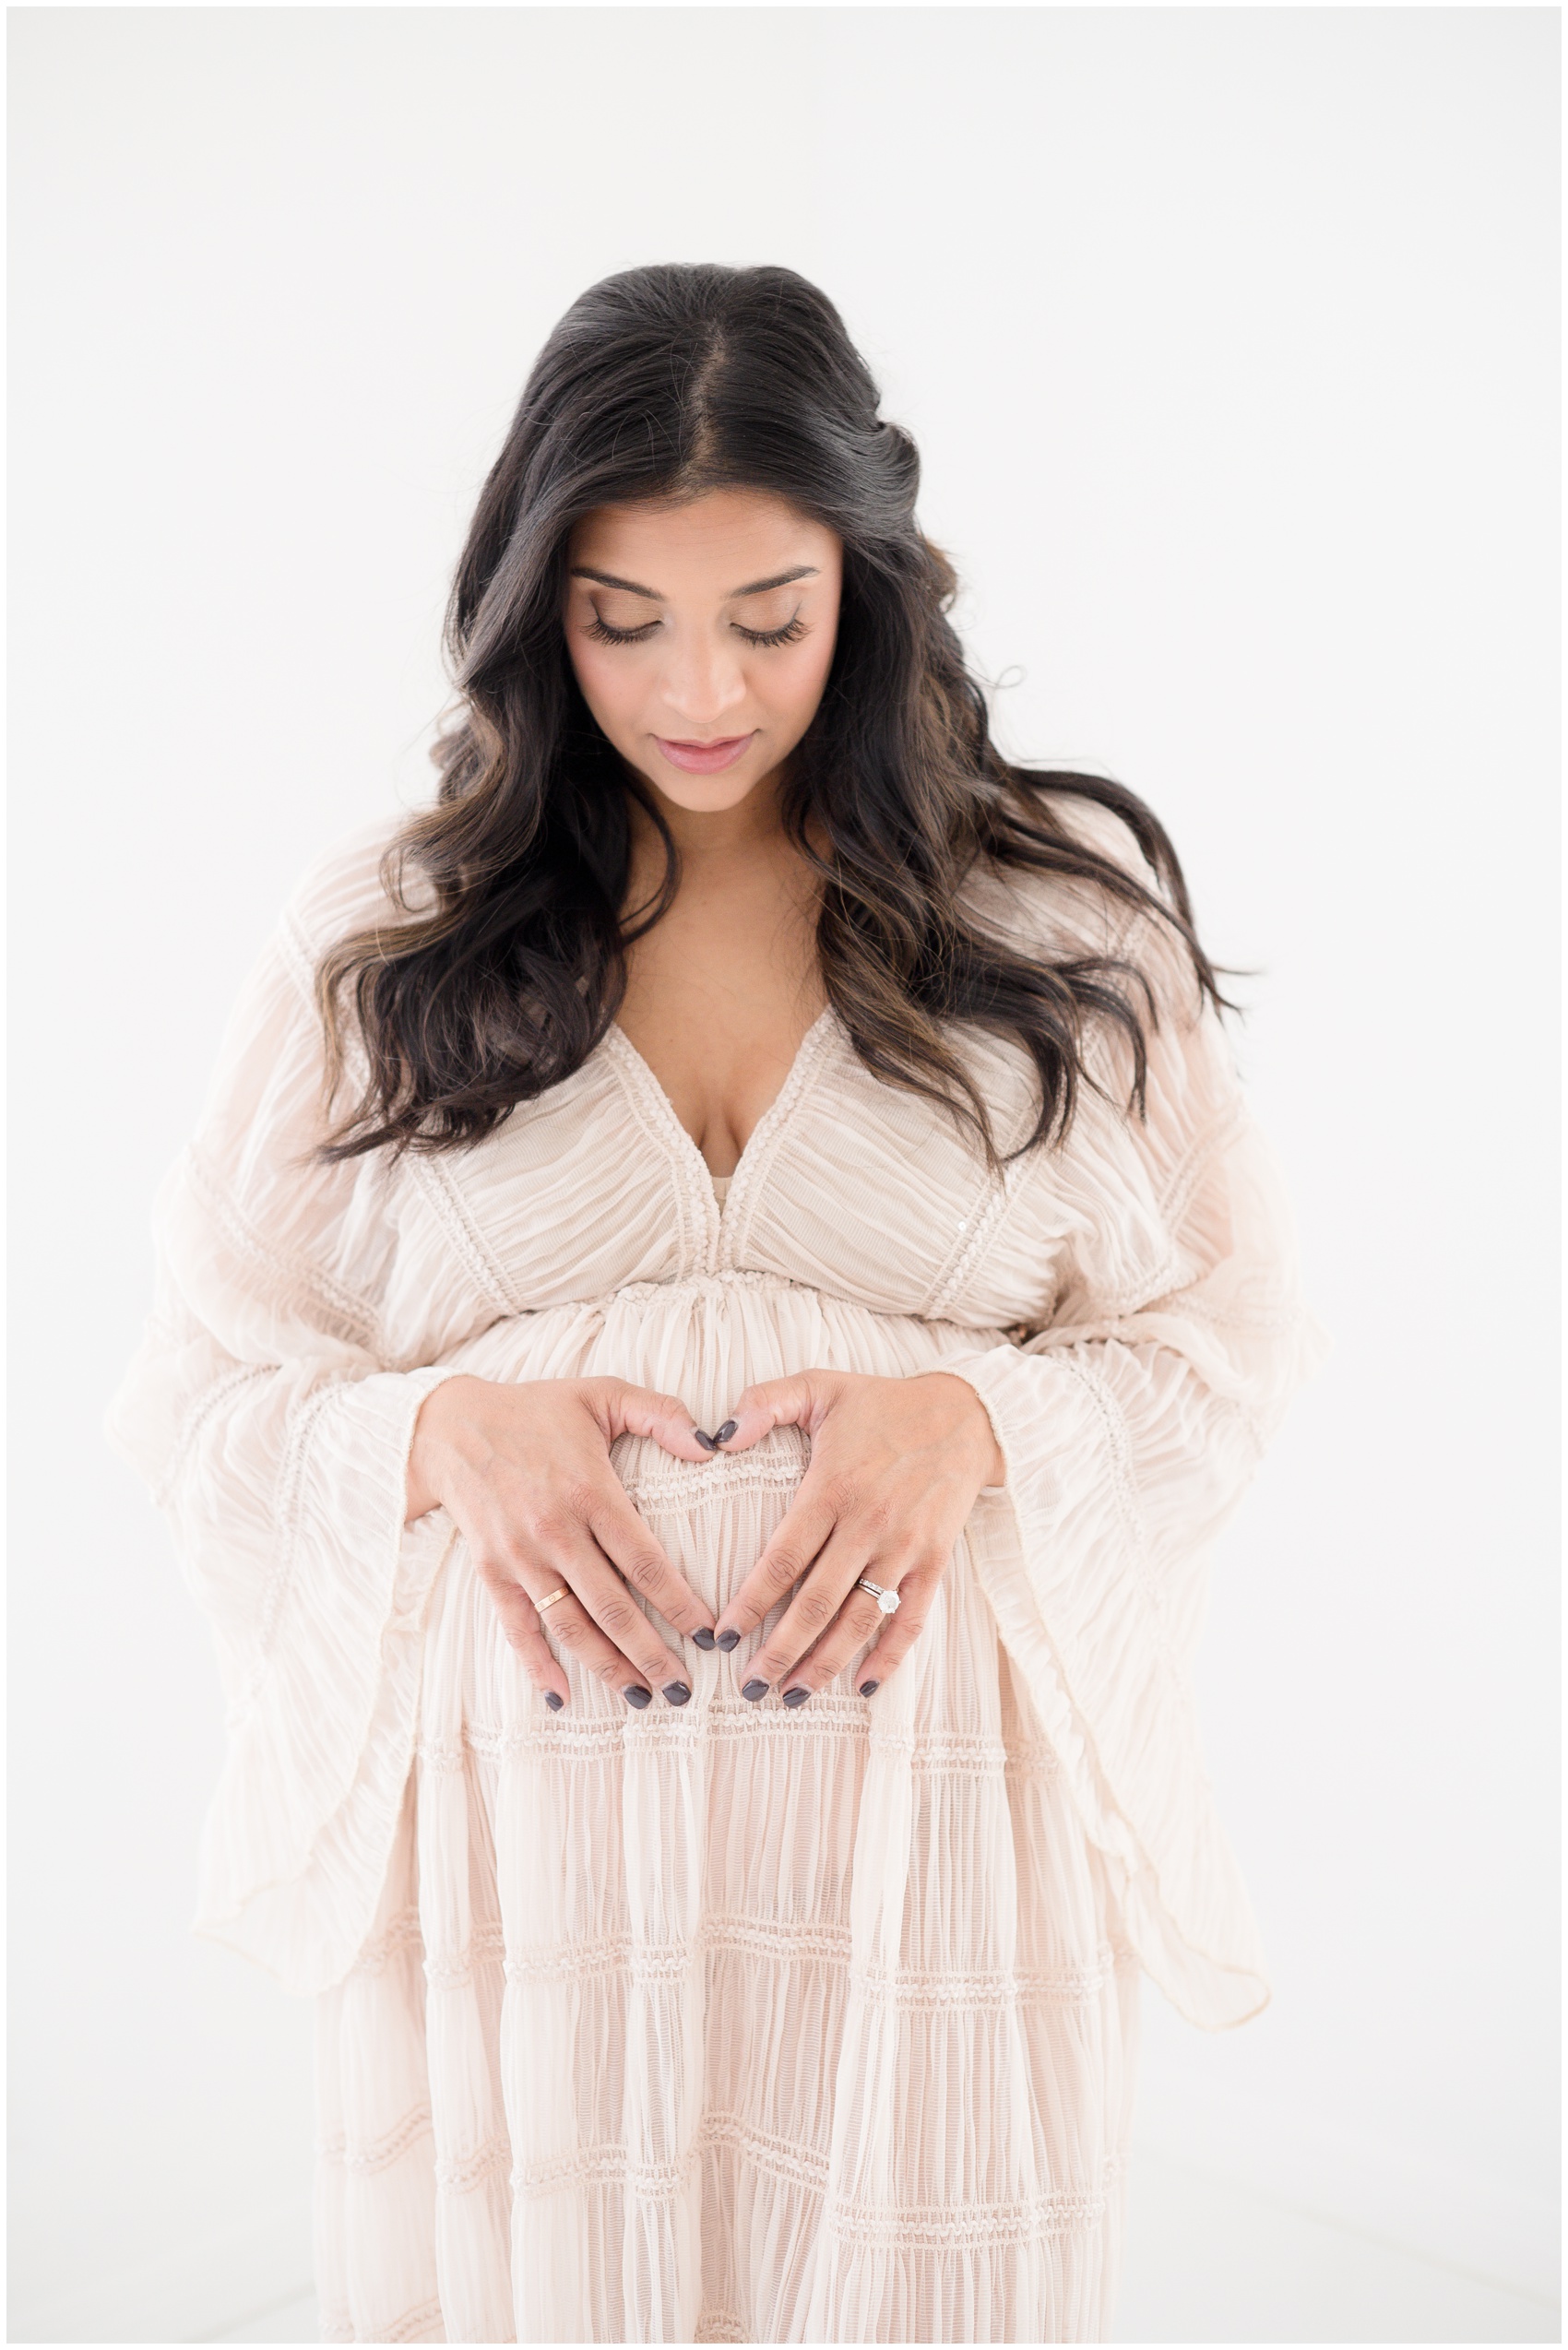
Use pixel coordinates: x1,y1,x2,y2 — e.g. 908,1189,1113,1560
205,2148,1561,2344
208,2297,317,2344
1111,2150,1560,2344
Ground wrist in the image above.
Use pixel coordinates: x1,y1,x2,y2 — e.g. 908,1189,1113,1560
914,1371,1007,1488
405,1373,482,1524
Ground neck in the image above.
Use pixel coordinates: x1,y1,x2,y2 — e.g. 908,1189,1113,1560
626,763,790,873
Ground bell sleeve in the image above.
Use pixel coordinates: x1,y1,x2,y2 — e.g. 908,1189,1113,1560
104,824,466,1997
943,885,1328,2031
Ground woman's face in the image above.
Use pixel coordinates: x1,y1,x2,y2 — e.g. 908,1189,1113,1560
563,488,843,816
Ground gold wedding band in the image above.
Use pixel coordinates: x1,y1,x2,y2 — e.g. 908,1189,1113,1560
536,1586,570,1615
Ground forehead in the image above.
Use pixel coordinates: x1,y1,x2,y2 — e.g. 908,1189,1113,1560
567,489,839,583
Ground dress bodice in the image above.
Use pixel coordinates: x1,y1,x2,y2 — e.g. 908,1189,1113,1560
376,997,1167,1372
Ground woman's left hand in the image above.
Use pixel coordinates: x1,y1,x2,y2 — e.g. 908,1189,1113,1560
707,1370,1006,1703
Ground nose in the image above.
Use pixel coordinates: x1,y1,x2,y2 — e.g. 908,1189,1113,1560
657,628,750,731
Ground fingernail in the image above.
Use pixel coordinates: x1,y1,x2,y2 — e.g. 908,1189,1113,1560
695,1430,718,1452
716,1629,742,1652
741,1679,768,1702
662,1680,692,1706
714,1419,738,1443
782,1685,811,1707
623,1684,652,1709
691,1627,717,1651
859,1679,880,1698
544,1690,564,1712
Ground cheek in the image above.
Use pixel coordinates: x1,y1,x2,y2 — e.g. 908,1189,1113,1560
778,630,837,723
569,639,642,737
752,625,836,726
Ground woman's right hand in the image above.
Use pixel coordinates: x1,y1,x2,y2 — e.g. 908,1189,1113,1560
406,1374,719,1712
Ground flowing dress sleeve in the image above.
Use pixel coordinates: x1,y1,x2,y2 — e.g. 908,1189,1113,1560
943,848,1329,2030
104,822,466,1996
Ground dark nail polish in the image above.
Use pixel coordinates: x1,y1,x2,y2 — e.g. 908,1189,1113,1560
716,1629,742,1652
714,1419,738,1444
859,1679,880,1698
691,1627,717,1651
623,1684,652,1709
544,1690,564,1711
741,1679,769,1702
782,1685,811,1707
662,1680,692,1706
695,1430,718,1452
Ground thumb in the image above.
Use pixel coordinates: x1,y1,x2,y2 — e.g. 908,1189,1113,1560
714,1371,841,1454
600,1382,714,1464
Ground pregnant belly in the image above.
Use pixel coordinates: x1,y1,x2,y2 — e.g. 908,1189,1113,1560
434,1268,1005,1453
426,1268,1007,1645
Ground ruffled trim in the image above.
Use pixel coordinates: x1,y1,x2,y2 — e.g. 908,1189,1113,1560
942,1342,1274,2031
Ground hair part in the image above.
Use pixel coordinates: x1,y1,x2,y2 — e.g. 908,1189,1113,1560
315,262,1226,1169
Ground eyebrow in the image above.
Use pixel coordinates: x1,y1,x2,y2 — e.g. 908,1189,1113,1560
568,564,819,601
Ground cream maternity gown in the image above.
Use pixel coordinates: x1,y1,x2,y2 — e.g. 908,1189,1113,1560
105,801,1324,2345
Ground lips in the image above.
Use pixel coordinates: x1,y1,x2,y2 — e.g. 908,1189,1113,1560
653,733,755,775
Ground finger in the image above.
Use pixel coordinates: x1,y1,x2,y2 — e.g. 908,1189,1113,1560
538,1527,699,1705
849,1561,944,1695
710,1476,843,1645
586,1483,718,1645
595,1381,717,1464
479,1554,652,1709
773,1570,910,1701
710,1372,836,1455
476,1505,694,1708
738,1526,876,1696
482,1577,571,1711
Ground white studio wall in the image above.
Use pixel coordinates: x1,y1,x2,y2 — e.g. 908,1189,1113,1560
8,8,1559,2341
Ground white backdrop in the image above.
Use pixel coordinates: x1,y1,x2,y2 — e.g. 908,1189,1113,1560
8,7,1559,2341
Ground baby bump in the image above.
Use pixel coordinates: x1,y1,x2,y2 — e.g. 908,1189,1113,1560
432,1269,1009,1436
421,1273,1010,1726
438,1424,828,1732
424,1421,999,1751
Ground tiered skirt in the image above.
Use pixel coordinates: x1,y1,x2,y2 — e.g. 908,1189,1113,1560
314,1284,1141,2344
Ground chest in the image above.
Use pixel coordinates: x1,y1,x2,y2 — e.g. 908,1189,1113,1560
615,860,826,1179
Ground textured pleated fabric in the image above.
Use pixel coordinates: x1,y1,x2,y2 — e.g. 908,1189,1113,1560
106,801,1325,2344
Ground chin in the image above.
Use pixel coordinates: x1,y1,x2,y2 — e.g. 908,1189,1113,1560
664,777,763,813
644,758,771,815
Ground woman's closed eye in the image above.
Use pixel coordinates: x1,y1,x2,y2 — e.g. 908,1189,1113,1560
735,611,807,647
585,612,659,645
585,608,808,648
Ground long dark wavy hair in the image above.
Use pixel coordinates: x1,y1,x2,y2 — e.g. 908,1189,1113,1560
315,261,1222,1167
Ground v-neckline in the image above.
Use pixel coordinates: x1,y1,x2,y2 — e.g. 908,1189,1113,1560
604,1005,837,1231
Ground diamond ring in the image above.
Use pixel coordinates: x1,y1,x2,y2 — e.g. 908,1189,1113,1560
854,1576,900,1615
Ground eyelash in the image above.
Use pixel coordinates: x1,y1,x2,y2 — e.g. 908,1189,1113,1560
585,613,807,648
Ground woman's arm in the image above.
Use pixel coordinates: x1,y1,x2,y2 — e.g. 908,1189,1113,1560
104,829,714,1991
707,899,1326,2020
105,878,460,1993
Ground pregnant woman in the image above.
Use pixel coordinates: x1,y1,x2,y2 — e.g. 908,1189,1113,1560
107,262,1323,2344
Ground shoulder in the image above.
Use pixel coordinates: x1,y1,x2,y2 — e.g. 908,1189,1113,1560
279,803,434,961
963,783,1170,949
964,781,1211,1039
